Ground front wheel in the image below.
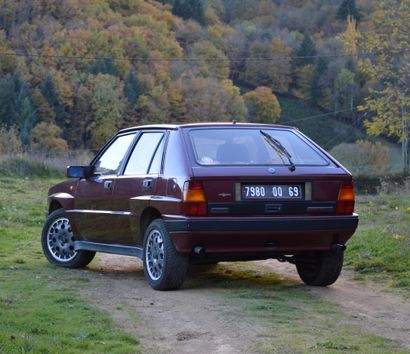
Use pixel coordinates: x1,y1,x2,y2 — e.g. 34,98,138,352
41,209,95,268
143,219,188,290
295,250,344,286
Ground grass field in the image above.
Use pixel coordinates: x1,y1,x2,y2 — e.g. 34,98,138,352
0,178,140,353
1,177,409,353
346,194,410,289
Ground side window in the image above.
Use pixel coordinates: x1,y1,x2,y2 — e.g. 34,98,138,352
94,133,136,175
148,138,165,174
124,132,164,175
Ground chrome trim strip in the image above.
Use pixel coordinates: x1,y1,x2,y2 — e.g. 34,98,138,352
51,192,74,199
65,209,132,216
130,196,181,202
74,241,143,258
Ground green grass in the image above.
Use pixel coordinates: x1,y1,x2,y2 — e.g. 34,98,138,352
278,95,366,150
1,176,409,353
0,178,140,353
191,263,406,353
345,194,410,289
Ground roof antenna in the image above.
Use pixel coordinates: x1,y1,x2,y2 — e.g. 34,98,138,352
232,119,237,125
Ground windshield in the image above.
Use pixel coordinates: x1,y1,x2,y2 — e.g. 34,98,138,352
188,128,328,166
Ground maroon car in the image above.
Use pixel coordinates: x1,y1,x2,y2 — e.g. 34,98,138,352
41,123,358,290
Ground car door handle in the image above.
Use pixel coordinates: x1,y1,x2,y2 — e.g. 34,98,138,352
142,179,153,190
103,180,113,190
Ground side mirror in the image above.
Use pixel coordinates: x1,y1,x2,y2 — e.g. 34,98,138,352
67,165,94,179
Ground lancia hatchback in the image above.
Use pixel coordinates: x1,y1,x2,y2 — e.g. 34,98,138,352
42,123,358,290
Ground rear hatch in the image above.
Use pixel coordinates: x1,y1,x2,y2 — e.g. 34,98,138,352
193,166,352,216
183,125,354,217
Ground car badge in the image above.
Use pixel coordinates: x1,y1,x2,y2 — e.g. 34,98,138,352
268,167,276,174
218,193,231,198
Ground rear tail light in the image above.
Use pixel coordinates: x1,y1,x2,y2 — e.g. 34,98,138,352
183,180,207,216
336,181,355,214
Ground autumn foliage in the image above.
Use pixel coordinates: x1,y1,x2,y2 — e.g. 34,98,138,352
0,0,405,163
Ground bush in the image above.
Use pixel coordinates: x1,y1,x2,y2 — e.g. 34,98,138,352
353,175,409,195
31,122,68,153
330,140,390,176
0,125,22,155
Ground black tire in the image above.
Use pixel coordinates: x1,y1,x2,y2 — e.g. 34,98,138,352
41,209,95,268
143,219,188,290
295,250,344,286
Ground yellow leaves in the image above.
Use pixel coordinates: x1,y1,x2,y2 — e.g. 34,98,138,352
208,23,234,44
243,87,281,124
189,40,230,80
271,37,292,56
405,207,410,213
293,65,315,101
53,73,74,109
340,16,361,55
222,80,240,97
31,122,68,153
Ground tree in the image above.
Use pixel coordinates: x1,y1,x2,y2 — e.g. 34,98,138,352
41,75,65,128
243,87,281,124
31,122,68,153
310,57,328,104
189,40,230,80
357,0,410,174
241,38,292,93
0,73,37,145
124,68,143,105
334,68,356,115
88,74,124,148
340,16,361,56
294,34,317,67
336,0,362,22
172,0,205,25
89,56,118,76
293,65,315,102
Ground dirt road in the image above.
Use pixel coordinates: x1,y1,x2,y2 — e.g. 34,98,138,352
82,254,410,353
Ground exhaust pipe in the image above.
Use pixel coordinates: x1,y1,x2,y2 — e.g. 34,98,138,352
331,244,346,253
194,246,205,255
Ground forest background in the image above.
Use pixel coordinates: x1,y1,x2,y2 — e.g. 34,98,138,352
0,0,408,176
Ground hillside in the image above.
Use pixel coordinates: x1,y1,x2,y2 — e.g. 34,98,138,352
278,95,365,150
0,0,400,158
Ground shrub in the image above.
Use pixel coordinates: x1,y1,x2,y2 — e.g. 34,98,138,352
31,122,68,153
330,140,390,176
0,125,22,155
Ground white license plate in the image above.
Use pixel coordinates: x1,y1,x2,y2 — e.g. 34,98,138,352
242,184,303,200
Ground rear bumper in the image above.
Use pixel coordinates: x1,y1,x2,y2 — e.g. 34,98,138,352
163,214,358,254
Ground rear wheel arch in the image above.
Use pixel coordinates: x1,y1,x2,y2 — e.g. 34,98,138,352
140,207,162,238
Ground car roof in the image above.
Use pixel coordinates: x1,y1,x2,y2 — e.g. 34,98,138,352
118,122,296,134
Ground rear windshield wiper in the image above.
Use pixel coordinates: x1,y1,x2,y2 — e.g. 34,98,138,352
260,130,296,172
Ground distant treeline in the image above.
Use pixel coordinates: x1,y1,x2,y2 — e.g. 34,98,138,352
0,0,401,154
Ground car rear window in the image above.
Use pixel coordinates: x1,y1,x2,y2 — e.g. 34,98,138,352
188,128,328,166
